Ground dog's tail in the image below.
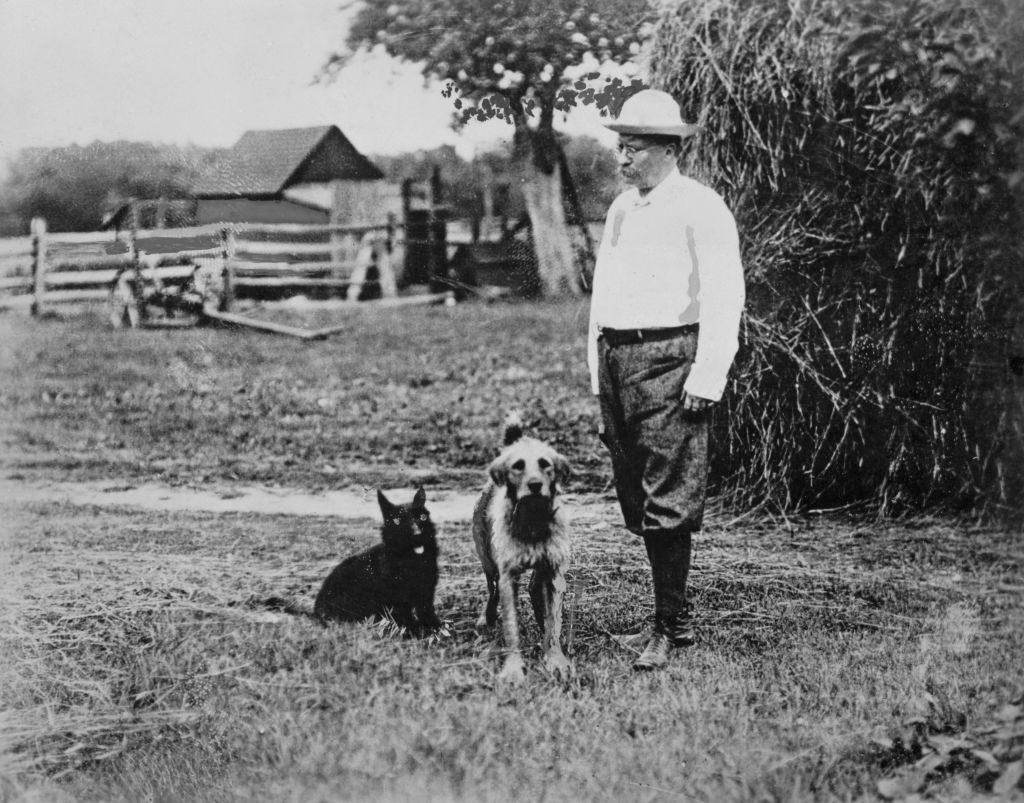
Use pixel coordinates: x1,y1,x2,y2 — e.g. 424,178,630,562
503,410,524,445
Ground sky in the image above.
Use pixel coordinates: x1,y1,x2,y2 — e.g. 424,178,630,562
0,0,615,167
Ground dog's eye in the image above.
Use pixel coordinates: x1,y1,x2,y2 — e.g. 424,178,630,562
538,458,551,470
418,513,429,521
512,459,525,471
391,518,402,526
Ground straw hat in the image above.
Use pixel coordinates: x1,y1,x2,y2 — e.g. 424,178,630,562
604,89,700,138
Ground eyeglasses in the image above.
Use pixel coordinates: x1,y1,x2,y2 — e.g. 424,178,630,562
615,142,660,159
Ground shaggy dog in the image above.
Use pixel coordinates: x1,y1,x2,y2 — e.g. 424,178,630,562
472,415,573,684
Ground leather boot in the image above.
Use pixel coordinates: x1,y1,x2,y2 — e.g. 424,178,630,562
633,630,672,670
632,615,691,670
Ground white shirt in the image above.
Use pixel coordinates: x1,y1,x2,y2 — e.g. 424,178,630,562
587,168,745,402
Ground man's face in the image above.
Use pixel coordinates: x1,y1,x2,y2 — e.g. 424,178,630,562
616,135,677,189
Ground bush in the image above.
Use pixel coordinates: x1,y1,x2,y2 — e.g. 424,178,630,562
650,0,1024,519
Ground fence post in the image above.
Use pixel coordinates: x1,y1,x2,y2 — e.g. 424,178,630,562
331,181,357,297
30,217,47,317
345,231,375,302
219,226,236,311
128,223,139,267
387,209,406,289
376,234,398,299
426,167,438,284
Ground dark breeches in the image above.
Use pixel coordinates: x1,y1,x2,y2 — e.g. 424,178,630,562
597,331,709,537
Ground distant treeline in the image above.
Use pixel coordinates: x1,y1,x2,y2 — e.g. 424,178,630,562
0,141,223,235
0,135,622,236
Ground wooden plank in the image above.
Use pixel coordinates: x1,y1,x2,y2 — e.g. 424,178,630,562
143,248,220,265
231,277,355,289
377,242,397,298
0,258,32,277
44,265,195,287
306,293,449,338
200,307,322,340
359,292,448,309
345,232,376,302
45,288,112,302
0,288,111,308
230,264,354,278
0,293,33,309
23,221,403,249
43,229,130,246
39,222,223,249
234,241,332,257
0,238,32,258
0,276,31,290
31,218,47,317
238,222,392,237
49,255,134,272
233,267,335,279
140,265,196,281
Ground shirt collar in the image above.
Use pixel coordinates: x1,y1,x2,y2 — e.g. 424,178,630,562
627,167,683,208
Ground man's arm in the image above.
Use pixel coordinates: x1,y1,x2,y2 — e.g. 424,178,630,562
588,201,620,397
682,195,745,404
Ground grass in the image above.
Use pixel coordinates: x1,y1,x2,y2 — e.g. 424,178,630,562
0,299,602,491
1,300,1023,802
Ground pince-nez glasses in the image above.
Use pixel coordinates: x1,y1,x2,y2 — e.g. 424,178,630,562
615,142,659,159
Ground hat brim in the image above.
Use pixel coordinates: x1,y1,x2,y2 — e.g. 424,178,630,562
604,122,701,138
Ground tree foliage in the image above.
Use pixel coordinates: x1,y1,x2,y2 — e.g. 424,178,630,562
332,1,653,296
371,136,618,224
0,141,219,234
336,0,651,140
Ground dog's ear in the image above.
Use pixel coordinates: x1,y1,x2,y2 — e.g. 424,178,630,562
412,486,426,509
377,489,396,517
489,456,508,486
552,451,571,485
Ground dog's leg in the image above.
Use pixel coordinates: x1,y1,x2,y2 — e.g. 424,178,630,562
391,603,417,633
477,570,500,628
530,567,572,680
497,570,526,684
417,601,442,632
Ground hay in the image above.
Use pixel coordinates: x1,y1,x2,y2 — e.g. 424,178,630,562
648,0,1024,520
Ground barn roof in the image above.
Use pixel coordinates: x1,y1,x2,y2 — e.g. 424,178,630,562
193,125,383,198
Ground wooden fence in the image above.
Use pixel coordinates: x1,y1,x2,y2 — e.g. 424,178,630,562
0,217,402,316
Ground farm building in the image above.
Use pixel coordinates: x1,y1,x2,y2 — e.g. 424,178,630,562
192,125,394,226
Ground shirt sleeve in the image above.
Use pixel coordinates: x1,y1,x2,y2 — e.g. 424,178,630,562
587,203,619,396
683,195,745,402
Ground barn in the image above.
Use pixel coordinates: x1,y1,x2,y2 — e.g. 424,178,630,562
192,125,388,225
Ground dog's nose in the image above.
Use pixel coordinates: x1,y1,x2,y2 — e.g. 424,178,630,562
527,480,544,495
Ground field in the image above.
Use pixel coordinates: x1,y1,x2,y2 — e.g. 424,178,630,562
1,300,1022,803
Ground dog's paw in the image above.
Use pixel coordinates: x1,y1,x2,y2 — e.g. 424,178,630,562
543,651,574,682
497,655,526,685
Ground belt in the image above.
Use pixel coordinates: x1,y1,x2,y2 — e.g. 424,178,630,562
599,324,698,347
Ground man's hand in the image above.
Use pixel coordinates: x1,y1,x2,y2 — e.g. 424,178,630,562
681,391,713,414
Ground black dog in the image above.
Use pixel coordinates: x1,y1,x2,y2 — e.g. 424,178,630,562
314,487,441,635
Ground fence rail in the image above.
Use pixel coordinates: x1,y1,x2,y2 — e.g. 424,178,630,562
0,216,404,315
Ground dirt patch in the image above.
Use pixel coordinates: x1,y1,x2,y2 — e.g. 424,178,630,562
0,477,620,523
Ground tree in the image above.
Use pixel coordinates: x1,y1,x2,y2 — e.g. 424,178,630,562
0,141,219,234
328,0,652,296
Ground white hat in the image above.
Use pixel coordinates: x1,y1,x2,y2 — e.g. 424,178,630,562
604,89,700,138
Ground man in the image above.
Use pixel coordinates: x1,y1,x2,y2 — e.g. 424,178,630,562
588,89,745,670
